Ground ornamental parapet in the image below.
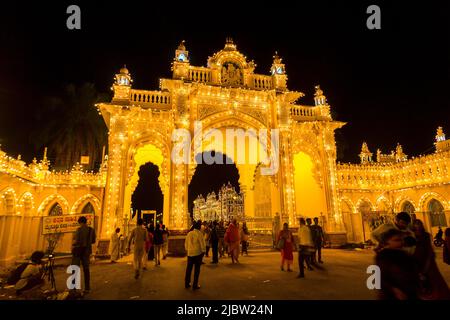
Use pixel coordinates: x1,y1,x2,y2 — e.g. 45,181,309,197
129,89,171,109
0,147,106,186
336,150,450,190
290,104,332,122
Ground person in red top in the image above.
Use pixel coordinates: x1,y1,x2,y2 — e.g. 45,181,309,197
225,219,240,264
277,223,295,272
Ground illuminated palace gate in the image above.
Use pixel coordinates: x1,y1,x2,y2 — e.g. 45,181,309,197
97,39,345,241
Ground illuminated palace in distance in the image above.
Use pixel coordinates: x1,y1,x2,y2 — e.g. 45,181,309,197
193,182,244,222
0,39,449,264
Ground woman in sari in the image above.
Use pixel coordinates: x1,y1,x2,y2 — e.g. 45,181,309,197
278,223,294,272
225,219,240,263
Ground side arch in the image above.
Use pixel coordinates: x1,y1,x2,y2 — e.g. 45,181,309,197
37,194,69,216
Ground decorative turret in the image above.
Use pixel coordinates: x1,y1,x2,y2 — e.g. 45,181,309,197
271,51,287,91
314,85,327,106
395,143,408,162
112,65,132,103
172,40,190,79
359,142,373,164
435,126,450,152
224,37,237,51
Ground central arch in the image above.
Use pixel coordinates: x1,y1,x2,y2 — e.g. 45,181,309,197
123,143,170,228
189,118,274,221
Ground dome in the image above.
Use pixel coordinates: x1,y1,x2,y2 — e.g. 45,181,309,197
120,65,129,74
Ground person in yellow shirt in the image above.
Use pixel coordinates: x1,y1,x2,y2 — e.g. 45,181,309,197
184,220,206,289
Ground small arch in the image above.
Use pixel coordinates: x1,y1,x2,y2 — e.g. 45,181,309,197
355,198,374,212
400,200,416,215
17,192,35,216
0,187,17,215
70,194,101,215
426,198,447,228
394,195,418,212
418,192,449,212
37,194,69,216
339,197,356,213
375,195,391,212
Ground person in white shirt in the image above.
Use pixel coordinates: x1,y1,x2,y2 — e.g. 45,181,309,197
185,220,206,289
297,218,314,278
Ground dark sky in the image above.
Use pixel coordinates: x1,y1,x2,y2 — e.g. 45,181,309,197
0,0,449,166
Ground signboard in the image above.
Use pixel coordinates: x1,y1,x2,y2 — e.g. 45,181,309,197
80,156,90,165
42,213,94,235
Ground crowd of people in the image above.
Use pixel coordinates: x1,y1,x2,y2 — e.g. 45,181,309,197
184,219,251,290
276,217,324,277
127,219,170,279
4,212,450,300
371,212,450,300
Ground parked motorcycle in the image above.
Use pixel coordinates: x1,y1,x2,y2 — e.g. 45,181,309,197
434,227,444,247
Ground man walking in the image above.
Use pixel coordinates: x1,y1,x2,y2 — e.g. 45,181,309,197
72,216,96,293
311,217,325,264
210,221,219,264
128,218,149,279
153,224,164,266
217,221,226,258
185,220,206,290
297,218,314,278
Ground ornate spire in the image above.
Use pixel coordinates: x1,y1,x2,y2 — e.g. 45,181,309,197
224,37,237,50
273,51,282,64
395,143,407,162
436,126,446,142
359,142,373,164
178,40,186,51
314,85,327,106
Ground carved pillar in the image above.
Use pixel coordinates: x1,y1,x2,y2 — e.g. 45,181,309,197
101,116,129,238
170,162,189,230
320,122,344,232
279,129,296,226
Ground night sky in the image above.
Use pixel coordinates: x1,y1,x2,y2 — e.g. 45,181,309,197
0,1,449,211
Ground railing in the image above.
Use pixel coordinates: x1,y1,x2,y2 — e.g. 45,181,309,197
436,139,450,152
0,148,106,186
252,75,273,90
336,150,450,190
188,67,211,83
130,90,171,108
290,105,331,121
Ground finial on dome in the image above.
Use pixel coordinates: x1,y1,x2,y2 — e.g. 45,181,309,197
120,65,129,75
224,37,236,50
273,51,282,64
178,40,186,51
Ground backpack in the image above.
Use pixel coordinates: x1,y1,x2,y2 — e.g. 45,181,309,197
6,262,29,285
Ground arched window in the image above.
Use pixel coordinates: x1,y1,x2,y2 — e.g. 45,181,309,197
81,202,95,214
401,201,415,215
49,203,63,216
428,199,447,227
2,190,16,214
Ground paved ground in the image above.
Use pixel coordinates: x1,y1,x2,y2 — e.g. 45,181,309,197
1,248,449,300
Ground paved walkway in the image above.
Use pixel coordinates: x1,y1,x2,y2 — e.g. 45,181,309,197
1,248,449,300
